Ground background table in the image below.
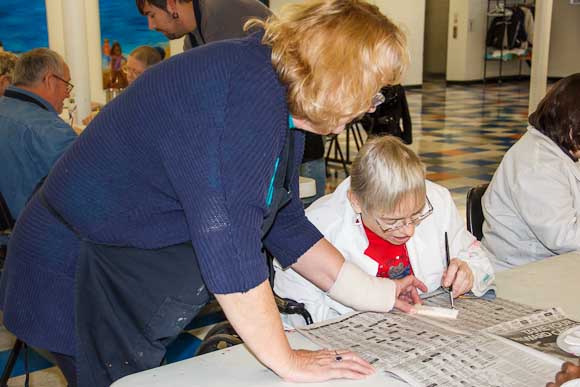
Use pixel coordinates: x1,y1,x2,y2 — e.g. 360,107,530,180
112,251,580,387
495,251,580,320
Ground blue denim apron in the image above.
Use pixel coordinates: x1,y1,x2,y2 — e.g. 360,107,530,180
39,127,295,387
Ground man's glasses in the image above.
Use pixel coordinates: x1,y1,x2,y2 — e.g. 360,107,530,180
122,64,143,79
374,197,434,232
53,74,74,93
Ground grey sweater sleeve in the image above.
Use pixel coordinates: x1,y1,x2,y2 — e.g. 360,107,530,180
199,0,272,44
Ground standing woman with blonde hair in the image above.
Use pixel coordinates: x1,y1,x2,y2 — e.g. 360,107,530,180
0,1,421,386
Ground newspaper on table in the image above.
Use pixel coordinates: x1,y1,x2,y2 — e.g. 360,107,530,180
483,307,580,363
297,294,579,387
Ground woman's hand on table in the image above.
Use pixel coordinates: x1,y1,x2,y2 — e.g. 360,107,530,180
442,258,474,297
280,348,375,383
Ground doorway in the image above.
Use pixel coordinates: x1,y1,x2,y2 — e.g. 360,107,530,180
423,0,450,80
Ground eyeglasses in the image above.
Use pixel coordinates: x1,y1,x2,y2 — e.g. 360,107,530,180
122,64,143,79
374,196,433,232
371,92,386,109
52,74,74,93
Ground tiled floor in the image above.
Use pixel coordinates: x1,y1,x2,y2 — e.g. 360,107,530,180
326,78,530,215
0,79,531,385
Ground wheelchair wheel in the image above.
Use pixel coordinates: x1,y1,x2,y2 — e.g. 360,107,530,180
203,321,238,338
195,333,242,356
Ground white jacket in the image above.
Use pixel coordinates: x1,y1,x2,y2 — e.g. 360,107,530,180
274,178,495,327
482,126,580,270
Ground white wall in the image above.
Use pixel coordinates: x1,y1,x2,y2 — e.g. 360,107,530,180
269,0,301,13
376,1,425,86
548,1,580,78
269,0,426,86
424,0,449,75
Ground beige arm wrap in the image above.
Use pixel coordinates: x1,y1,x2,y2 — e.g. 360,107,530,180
327,261,396,313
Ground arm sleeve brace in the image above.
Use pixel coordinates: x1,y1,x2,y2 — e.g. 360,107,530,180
327,261,396,313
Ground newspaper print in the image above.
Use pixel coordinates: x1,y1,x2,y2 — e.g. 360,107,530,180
299,307,562,387
421,294,538,333
484,307,580,363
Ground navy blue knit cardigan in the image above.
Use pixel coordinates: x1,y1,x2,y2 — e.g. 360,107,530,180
0,33,323,355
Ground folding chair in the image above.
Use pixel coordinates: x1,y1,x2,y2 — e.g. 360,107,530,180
466,184,489,241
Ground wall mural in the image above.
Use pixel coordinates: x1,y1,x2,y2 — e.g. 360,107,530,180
0,0,168,89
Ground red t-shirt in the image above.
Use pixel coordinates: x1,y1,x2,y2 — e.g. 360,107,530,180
362,223,413,279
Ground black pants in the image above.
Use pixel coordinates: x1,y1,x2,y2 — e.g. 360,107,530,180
75,242,209,386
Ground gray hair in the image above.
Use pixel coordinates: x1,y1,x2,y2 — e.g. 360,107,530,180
130,46,163,68
13,48,65,87
0,52,17,78
350,135,426,216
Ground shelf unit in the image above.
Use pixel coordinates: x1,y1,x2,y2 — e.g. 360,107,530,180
483,0,534,83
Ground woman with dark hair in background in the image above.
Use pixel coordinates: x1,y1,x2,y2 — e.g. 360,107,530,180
482,73,580,270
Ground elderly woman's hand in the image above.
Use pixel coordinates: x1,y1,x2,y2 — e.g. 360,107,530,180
393,275,428,313
546,362,580,387
281,348,375,383
442,258,474,297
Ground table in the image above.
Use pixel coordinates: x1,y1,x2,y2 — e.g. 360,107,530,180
495,251,580,320
112,332,405,387
112,252,580,387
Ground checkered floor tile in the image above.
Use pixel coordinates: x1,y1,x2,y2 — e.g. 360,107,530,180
326,79,531,216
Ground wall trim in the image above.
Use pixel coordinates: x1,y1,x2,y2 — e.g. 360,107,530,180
446,75,531,85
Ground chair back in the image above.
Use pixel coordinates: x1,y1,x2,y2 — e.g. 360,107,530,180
0,192,15,232
466,184,489,241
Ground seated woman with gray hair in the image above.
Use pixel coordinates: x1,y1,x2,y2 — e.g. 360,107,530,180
274,136,495,326
124,45,164,85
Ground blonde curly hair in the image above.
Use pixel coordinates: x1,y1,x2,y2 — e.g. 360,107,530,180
246,0,408,131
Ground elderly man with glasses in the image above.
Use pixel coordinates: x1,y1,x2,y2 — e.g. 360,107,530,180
0,48,77,220
274,135,496,327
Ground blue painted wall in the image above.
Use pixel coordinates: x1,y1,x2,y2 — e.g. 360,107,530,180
0,0,48,53
0,0,167,55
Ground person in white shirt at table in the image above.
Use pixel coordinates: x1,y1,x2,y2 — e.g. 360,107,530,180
482,73,580,270
274,136,495,327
